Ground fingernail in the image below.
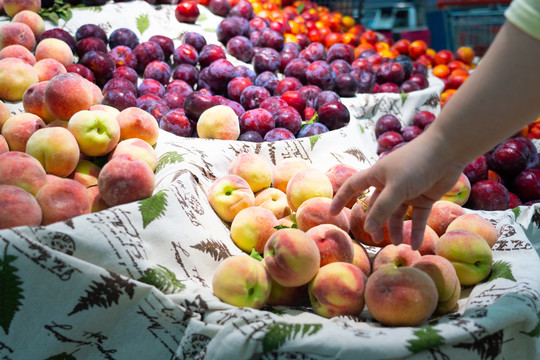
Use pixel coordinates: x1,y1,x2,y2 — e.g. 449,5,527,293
364,219,378,233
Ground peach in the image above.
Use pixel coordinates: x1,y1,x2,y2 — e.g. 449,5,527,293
1,112,46,152
0,57,39,101
230,206,279,255
116,107,159,146
108,138,157,172
326,163,359,208
97,154,155,207
372,244,422,272
272,158,311,193
349,198,393,247
435,229,492,286
25,127,80,177
436,278,461,315
36,177,91,225
68,110,120,157
46,120,68,128
33,58,66,81
197,105,240,140
87,185,109,213
308,262,366,318
365,266,438,326
295,196,349,232
0,134,8,154
401,220,439,255
44,73,93,121
0,22,35,51
262,228,320,287
0,151,47,195
440,172,471,206
0,44,36,64
229,153,273,193
2,0,40,17
254,187,291,219
207,174,255,223
267,279,309,307
0,184,42,229
86,79,103,106
212,254,272,309
90,104,120,118
69,159,100,188
34,38,73,67
286,168,333,212
0,100,10,127
446,213,499,248
411,255,461,314
277,213,296,227
306,224,354,267
11,10,45,37
426,200,467,237
22,81,56,123
352,242,371,277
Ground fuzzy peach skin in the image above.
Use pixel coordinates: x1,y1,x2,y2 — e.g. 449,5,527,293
87,185,109,213
44,73,93,121
0,22,35,51
212,254,272,309
272,158,311,194
97,154,155,207
34,37,73,67
0,57,39,101
435,229,493,286
401,220,439,255
352,242,371,277
0,184,42,229
263,228,320,287
266,279,309,307
197,105,240,140
308,262,366,318
437,278,461,315
11,10,45,37
22,81,56,124
1,112,46,152
372,244,422,272
108,138,158,172
0,151,47,195
286,168,333,212
2,0,41,17
116,107,159,146
0,135,8,154
295,196,349,232
25,127,80,177
426,200,467,237
68,110,120,157
230,206,279,255
207,174,255,223
349,197,393,247
90,104,120,118
306,223,354,267
411,254,461,314
33,58,67,82
254,187,291,219
0,44,36,64
365,266,438,326
86,79,103,106
446,213,499,248
326,163,359,208
0,100,10,127
36,177,90,225
277,213,296,227
69,159,100,188
440,172,471,206
229,152,273,193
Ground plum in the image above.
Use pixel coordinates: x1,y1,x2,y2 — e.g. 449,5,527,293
467,179,510,210
375,114,401,138
108,28,139,50
264,128,295,141
317,101,350,131
297,122,329,137
463,155,489,184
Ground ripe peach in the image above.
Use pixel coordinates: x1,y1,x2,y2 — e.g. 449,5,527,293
207,174,255,223
455,46,475,65
308,262,366,318
87,185,109,213
11,10,45,37
212,254,272,309
108,138,157,172
440,172,471,206
352,242,371,277
0,151,47,195
116,107,159,146
197,105,240,140
0,134,8,154
254,187,291,219
0,22,35,51
435,229,492,286
401,220,439,255
0,100,10,127
68,110,120,157
44,73,93,121
230,206,279,255
306,223,354,267
229,153,273,193
86,79,103,106
0,44,36,64
286,168,333,212
33,58,67,81
426,200,467,237
365,266,438,326
2,0,40,17
372,243,422,272
295,196,349,232
34,38,73,67
436,278,461,315
272,158,311,193
97,154,155,207
90,104,121,117
36,177,91,225
25,127,80,177
0,57,39,101
325,163,359,208
0,184,42,229
263,228,320,287
69,159,100,188
277,213,296,227
267,279,309,307
349,198,393,247
46,120,68,128
1,112,46,152
446,213,498,248
22,81,56,124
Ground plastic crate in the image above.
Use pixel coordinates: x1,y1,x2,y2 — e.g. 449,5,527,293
311,0,363,21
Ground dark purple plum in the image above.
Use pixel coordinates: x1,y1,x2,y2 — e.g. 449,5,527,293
264,128,295,141
160,108,193,137
351,58,373,73
229,0,254,20
407,74,429,90
330,59,352,75
183,31,207,53
79,50,116,87
358,49,377,59
139,100,170,122
239,108,275,136
172,43,198,66
274,77,303,96
412,61,428,76
103,77,137,96
138,78,166,98
198,44,226,68
283,58,310,84
137,94,164,107
279,51,297,73
467,180,510,210
255,71,279,94
102,88,137,111
412,111,436,129
256,28,284,52
252,47,280,74
37,28,76,53
75,37,107,57
65,63,95,83
352,68,375,93
111,65,138,85
400,80,421,93
375,82,400,93
233,65,257,82
183,91,220,121
334,73,358,97
376,62,406,85
488,138,531,177
226,35,254,63
248,16,268,33
314,90,340,110
166,80,193,97
282,42,301,55
299,42,327,62
143,60,171,85
375,114,401,138
217,16,249,45
206,58,236,94
463,155,489,184
224,99,245,118
133,41,165,74
513,169,540,203
306,60,336,91
280,90,306,114
401,125,422,142
238,130,264,142
227,77,253,102
108,45,137,69
377,131,404,154
240,85,271,110
297,122,329,137
162,91,186,110
209,0,231,17
273,106,302,135
327,43,354,64
75,24,108,44
108,28,139,50
317,100,350,131
172,64,199,88
149,35,175,60
298,85,322,108
259,96,288,116
395,55,413,79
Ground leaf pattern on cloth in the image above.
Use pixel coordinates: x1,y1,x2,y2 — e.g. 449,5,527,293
0,245,24,335
262,323,323,353
487,260,516,282
138,265,185,294
136,13,149,35
407,326,445,354
190,237,231,262
309,134,320,150
453,330,503,360
156,151,185,173
139,189,169,228
45,351,78,360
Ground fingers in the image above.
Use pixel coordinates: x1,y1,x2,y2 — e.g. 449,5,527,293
329,170,371,216
408,205,433,250
363,184,405,236
388,204,408,245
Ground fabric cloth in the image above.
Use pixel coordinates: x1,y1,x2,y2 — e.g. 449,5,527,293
505,0,540,40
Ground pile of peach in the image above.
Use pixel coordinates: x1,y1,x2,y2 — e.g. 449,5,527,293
0,73,159,229
208,152,497,326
